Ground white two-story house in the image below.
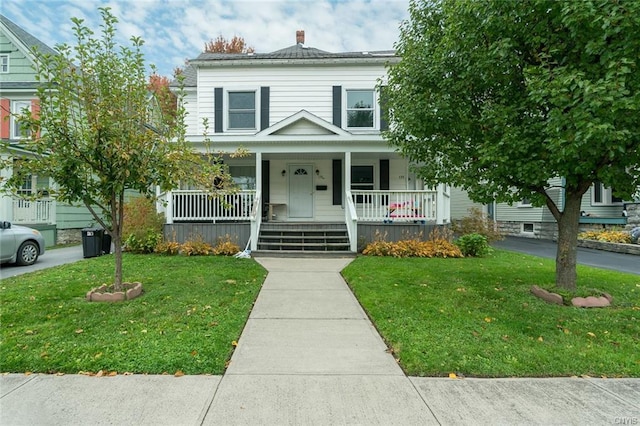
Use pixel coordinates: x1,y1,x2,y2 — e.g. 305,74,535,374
161,31,451,253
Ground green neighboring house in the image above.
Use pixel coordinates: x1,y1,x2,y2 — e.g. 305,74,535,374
0,14,99,246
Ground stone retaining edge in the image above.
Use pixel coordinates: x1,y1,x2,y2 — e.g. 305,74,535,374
577,239,640,256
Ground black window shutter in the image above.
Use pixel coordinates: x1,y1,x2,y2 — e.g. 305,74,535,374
214,87,223,133
260,87,270,131
262,160,270,219
380,159,390,190
332,86,342,127
332,159,342,205
379,85,389,131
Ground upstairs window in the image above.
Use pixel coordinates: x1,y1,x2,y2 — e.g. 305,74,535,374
592,182,623,205
0,55,8,73
228,91,256,130
346,90,375,128
12,101,31,139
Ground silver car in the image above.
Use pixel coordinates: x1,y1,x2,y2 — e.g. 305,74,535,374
0,221,46,266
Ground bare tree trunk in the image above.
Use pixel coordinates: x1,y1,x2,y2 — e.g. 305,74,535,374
554,193,583,291
112,191,124,292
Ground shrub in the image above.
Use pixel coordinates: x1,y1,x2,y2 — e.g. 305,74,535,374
123,231,163,254
452,207,503,242
455,233,492,257
213,234,241,256
181,236,215,256
155,240,181,255
362,228,463,258
122,197,165,251
579,228,631,244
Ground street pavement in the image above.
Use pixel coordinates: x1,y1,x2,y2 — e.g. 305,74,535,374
493,236,640,275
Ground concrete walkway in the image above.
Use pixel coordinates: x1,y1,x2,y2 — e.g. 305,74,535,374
1,256,639,425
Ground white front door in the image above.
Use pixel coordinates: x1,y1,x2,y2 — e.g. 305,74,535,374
288,164,313,218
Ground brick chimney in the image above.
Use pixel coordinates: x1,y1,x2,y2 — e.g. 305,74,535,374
296,30,305,45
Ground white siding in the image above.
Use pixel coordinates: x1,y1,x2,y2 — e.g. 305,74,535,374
183,91,199,134
186,65,386,136
389,159,408,190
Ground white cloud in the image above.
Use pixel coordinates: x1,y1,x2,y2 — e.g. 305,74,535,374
3,0,409,76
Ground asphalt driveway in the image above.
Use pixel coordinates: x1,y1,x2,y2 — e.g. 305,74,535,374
493,236,640,275
0,244,84,279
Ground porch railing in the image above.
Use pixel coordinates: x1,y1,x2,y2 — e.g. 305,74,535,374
250,190,261,251
345,190,358,252
350,190,438,222
166,190,257,223
12,198,56,224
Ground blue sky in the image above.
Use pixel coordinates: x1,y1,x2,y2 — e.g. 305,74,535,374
2,0,410,77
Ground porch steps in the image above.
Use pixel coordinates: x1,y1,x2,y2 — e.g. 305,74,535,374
257,222,351,253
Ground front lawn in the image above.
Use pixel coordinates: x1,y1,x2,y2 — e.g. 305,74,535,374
341,251,640,377
0,254,266,375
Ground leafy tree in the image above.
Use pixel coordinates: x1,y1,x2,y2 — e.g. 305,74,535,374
148,73,177,126
173,35,254,77
2,8,226,292
204,35,255,54
385,0,640,290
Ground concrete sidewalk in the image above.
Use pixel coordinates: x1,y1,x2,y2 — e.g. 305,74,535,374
1,256,639,425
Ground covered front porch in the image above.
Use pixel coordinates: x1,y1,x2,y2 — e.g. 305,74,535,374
158,151,450,252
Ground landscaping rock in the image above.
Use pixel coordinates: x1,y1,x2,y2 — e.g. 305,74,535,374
530,285,563,305
571,296,611,308
86,282,143,302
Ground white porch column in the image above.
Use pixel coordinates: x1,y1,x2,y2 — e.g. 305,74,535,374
344,151,358,252
251,152,262,251
0,154,13,221
255,152,262,196
344,151,351,204
166,190,173,224
436,183,445,225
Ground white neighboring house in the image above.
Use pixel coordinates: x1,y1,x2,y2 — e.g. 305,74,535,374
0,14,99,246
161,31,451,253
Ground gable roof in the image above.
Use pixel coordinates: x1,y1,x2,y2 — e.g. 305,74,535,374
0,14,57,92
0,14,57,59
256,110,351,137
170,64,197,88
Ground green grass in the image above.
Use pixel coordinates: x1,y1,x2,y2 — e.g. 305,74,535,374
0,254,266,375
341,250,640,378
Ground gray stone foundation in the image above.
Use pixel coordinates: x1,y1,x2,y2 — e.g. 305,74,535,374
56,228,83,245
625,203,640,230
496,221,557,240
497,220,632,241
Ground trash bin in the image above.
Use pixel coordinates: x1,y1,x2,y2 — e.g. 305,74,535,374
81,228,104,258
102,232,112,254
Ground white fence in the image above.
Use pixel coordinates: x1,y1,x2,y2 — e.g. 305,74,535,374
12,199,55,224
